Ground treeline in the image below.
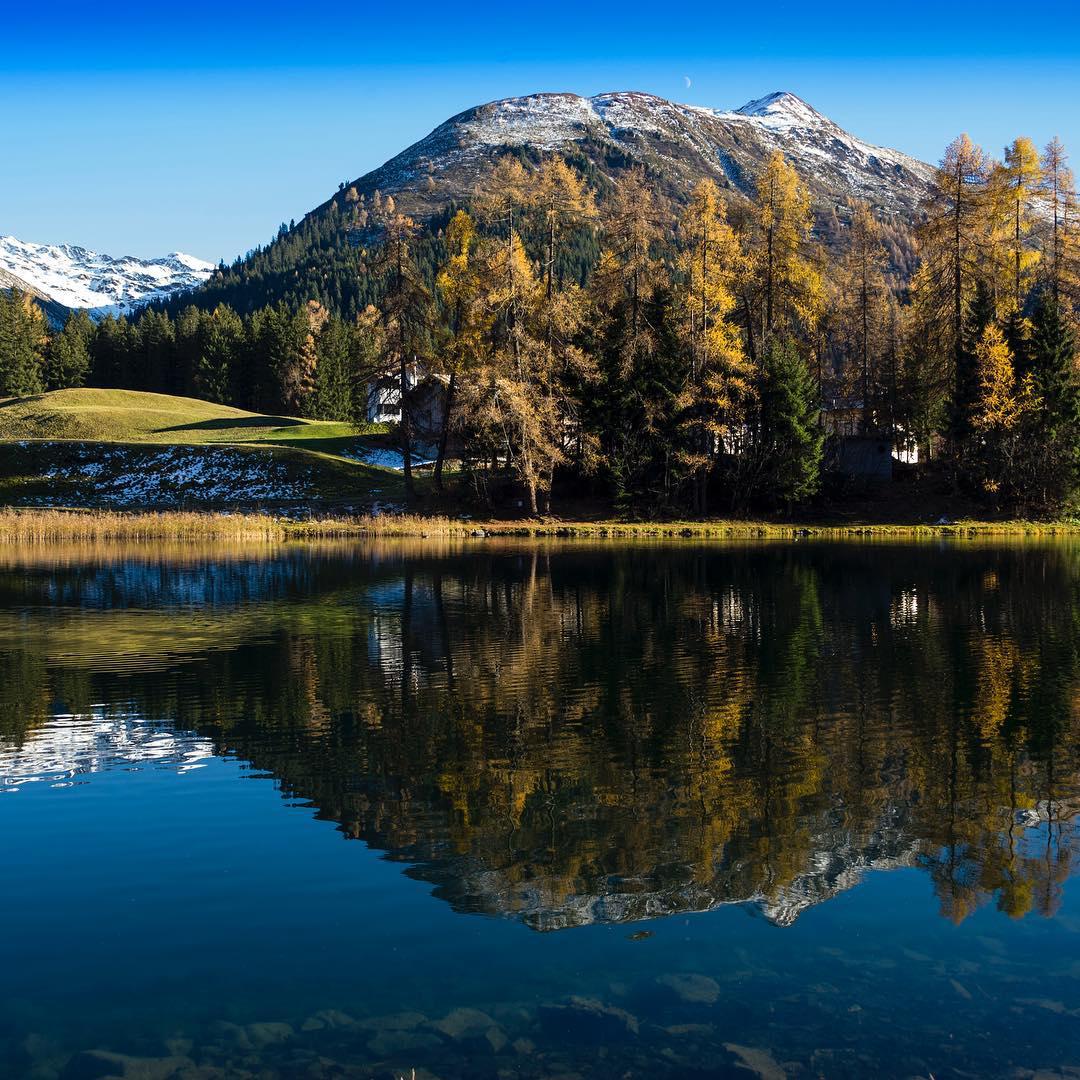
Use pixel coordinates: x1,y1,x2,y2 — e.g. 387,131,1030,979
0,293,383,422
3,133,1080,516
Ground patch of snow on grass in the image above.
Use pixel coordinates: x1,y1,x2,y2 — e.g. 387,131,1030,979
43,445,313,506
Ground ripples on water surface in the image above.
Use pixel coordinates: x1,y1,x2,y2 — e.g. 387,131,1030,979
1,539,1079,1079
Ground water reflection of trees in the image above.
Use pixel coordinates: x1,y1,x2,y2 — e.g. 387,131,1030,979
0,541,1077,927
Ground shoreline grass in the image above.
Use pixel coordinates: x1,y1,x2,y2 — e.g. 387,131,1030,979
0,507,1078,543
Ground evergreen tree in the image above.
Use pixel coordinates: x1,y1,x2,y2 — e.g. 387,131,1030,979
197,305,245,404
46,309,93,390
0,289,47,396
313,315,353,420
1027,295,1080,509
757,337,824,509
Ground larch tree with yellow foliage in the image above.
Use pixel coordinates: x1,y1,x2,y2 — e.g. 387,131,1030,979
836,200,889,432
988,137,1042,312
673,179,750,512
971,322,1039,498
917,134,990,419
1040,137,1079,311
747,150,824,354
435,210,490,491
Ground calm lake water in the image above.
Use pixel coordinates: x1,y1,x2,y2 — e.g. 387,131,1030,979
2,539,1079,1079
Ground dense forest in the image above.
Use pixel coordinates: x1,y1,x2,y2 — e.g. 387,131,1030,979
2,133,1079,516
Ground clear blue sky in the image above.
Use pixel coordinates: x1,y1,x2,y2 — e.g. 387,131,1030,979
6,0,1079,263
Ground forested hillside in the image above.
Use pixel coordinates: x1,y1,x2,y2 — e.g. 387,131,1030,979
2,123,1079,519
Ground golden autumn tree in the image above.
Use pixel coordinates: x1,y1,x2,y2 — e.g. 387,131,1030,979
970,322,1040,496
463,226,594,515
673,179,751,512
746,150,824,353
917,135,991,410
366,209,432,496
435,210,490,490
988,137,1042,312
836,200,889,432
1040,137,1080,311
534,156,597,300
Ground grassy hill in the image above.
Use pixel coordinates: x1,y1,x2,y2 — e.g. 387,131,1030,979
0,389,403,510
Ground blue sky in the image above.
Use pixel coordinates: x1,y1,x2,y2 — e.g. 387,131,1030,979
6,1,1080,262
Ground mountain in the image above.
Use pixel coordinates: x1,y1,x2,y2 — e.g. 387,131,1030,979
0,235,215,323
175,88,933,318
333,89,934,223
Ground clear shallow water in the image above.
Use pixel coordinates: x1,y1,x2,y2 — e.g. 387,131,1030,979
1,539,1078,1079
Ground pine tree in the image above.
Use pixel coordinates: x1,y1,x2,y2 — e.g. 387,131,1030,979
197,305,245,405
0,290,47,396
1027,295,1080,508
757,337,824,509
312,315,353,420
46,309,93,390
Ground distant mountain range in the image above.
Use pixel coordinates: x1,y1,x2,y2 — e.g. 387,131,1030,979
0,235,214,324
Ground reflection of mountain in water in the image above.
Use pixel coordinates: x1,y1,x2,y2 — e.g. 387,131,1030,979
0,711,213,790
0,541,1077,927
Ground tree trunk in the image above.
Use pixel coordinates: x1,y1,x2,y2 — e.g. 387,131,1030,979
434,368,456,493
399,348,413,497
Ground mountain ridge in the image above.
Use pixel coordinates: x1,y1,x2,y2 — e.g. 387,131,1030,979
0,235,215,322
327,87,934,225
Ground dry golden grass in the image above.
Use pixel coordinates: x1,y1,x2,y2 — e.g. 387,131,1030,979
1,507,1079,544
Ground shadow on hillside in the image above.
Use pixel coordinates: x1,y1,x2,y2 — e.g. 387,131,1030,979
156,416,306,433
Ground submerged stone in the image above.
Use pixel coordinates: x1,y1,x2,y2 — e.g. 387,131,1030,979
357,1011,428,1033
656,973,721,1004
431,1007,497,1041
366,1030,443,1058
242,1021,293,1048
538,997,639,1041
61,1049,195,1080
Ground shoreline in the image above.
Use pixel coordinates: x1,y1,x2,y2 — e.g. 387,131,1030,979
0,507,1078,543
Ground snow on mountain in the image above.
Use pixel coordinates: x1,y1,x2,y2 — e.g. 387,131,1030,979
342,89,934,225
0,235,215,319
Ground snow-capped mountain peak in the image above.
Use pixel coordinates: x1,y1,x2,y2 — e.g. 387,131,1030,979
732,90,830,128
343,88,935,229
0,235,215,319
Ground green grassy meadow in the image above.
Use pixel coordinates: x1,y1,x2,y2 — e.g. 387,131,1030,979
0,388,403,508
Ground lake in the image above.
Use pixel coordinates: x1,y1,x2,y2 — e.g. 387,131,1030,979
2,538,1078,1079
